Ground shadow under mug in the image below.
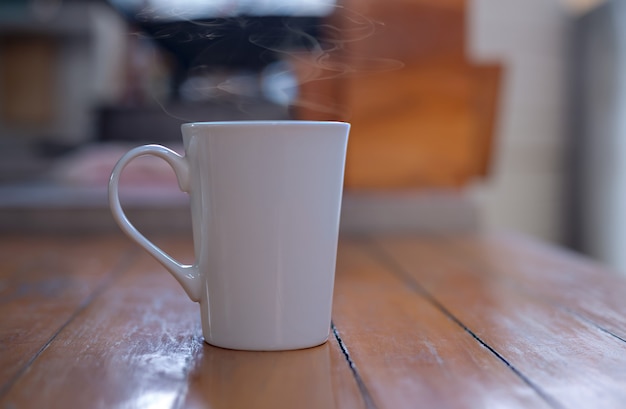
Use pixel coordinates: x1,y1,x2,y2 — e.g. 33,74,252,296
186,342,338,408
108,121,350,351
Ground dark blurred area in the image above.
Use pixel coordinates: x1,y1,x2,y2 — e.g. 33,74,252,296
0,0,336,235
0,0,330,166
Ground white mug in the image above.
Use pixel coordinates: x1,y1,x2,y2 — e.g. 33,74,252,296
109,121,349,351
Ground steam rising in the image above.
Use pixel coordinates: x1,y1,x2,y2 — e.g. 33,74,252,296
118,1,403,120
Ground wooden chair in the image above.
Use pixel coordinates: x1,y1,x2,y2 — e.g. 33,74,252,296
291,0,502,232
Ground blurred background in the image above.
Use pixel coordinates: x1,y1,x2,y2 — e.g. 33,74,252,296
1,0,625,273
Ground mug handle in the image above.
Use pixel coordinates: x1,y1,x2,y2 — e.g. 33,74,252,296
108,144,201,302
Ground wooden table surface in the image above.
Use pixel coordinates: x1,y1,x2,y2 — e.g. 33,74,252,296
1,233,626,409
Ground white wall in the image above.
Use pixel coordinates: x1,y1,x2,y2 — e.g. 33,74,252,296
468,0,571,243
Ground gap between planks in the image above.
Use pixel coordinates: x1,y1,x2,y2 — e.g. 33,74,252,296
434,236,626,347
331,321,378,409
365,239,565,409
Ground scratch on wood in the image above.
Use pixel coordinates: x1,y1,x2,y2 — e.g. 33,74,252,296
422,340,444,366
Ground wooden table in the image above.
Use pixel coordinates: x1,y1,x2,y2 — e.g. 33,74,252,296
1,233,626,408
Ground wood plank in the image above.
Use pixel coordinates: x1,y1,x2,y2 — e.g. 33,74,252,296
440,233,626,341
182,334,365,409
332,239,551,409
1,237,365,409
376,235,626,409
0,234,133,394
0,238,202,408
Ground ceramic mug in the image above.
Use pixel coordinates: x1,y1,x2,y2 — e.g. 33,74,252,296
108,121,349,351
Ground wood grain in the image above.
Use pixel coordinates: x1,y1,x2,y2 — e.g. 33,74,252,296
0,237,365,409
3,234,626,408
0,235,133,393
0,238,202,408
441,233,626,341
376,235,626,408
332,239,551,409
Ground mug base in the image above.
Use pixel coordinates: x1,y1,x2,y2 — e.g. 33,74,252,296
202,336,329,351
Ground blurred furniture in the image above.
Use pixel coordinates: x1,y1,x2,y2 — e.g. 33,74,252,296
292,0,502,232
0,35,57,126
0,0,502,234
0,3,110,146
1,232,626,408
294,0,502,190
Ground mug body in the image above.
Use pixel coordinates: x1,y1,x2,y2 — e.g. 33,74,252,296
182,121,349,350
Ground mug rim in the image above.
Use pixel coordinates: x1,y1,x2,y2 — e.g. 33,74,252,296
182,120,349,129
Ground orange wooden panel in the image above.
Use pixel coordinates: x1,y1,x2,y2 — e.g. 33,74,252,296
344,61,485,189
332,240,551,408
341,0,466,65
293,0,502,189
376,235,626,408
